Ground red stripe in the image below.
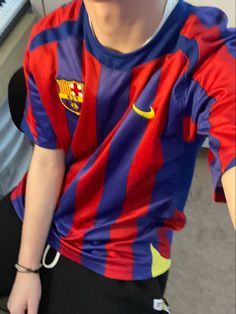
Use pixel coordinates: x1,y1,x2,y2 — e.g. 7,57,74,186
60,44,137,260
208,149,214,172
62,47,166,265
29,0,82,44
11,173,28,201
72,44,100,162
30,42,71,152
183,116,198,143
157,209,186,260
156,209,187,259
156,228,170,259
156,51,189,136
214,190,226,202
105,52,188,278
60,46,103,262
180,14,200,39
163,208,186,231
182,15,236,173
104,57,164,279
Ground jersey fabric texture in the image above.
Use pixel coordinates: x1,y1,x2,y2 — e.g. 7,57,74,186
11,0,236,281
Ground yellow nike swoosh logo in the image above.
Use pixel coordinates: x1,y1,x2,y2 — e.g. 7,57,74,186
132,104,155,120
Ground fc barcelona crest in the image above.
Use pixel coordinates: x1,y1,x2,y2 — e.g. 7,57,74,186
56,79,84,116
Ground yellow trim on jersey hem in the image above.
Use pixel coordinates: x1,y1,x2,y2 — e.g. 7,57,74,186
150,243,171,277
151,262,172,278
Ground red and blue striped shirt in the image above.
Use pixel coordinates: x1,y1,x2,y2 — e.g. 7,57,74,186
11,0,236,280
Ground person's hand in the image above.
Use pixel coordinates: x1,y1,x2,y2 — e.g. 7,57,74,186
7,272,42,314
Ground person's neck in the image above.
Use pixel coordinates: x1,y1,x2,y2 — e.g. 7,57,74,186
84,0,168,54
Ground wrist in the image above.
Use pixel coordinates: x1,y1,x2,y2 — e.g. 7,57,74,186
18,256,42,270
15,262,42,274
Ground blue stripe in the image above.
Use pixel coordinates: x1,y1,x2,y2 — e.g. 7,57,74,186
162,73,208,210
57,36,83,137
53,148,101,237
27,73,58,148
132,219,156,279
208,135,222,192
65,146,74,170
152,229,173,257
47,229,62,252
213,157,236,199
30,21,80,51
221,28,236,58
174,137,205,211
184,78,223,196
132,148,182,278
20,97,35,142
81,111,148,274
82,66,161,275
176,35,199,72
29,5,84,51
11,194,25,221
57,36,83,81
224,157,236,173
64,109,80,138
185,78,216,125
131,67,186,277
192,5,236,58
96,65,132,144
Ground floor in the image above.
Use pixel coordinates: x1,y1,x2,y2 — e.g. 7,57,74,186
0,149,235,314
165,149,235,314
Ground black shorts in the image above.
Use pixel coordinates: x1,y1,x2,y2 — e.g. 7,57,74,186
0,193,170,314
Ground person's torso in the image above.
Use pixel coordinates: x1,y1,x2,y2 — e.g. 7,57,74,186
12,0,224,280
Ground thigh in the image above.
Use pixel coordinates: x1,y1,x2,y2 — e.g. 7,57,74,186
0,193,22,296
120,271,169,314
39,247,170,314
39,249,119,314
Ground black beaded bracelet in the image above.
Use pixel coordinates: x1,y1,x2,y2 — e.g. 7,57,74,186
15,263,42,274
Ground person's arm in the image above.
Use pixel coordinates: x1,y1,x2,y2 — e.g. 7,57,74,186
222,166,236,230
18,145,65,268
7,145,65,314
183,7,235,229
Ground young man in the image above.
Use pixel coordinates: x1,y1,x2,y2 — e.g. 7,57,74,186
1,0,235,313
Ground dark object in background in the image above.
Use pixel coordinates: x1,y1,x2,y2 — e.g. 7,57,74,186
0,0,31,46
8,67,27,132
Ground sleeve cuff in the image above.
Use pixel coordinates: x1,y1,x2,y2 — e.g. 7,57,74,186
212,157,236,203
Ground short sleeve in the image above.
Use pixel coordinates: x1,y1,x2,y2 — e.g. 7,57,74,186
20,40,62,150
184,9,236,202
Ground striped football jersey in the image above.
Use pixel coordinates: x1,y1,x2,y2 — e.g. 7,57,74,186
11,0,236,280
